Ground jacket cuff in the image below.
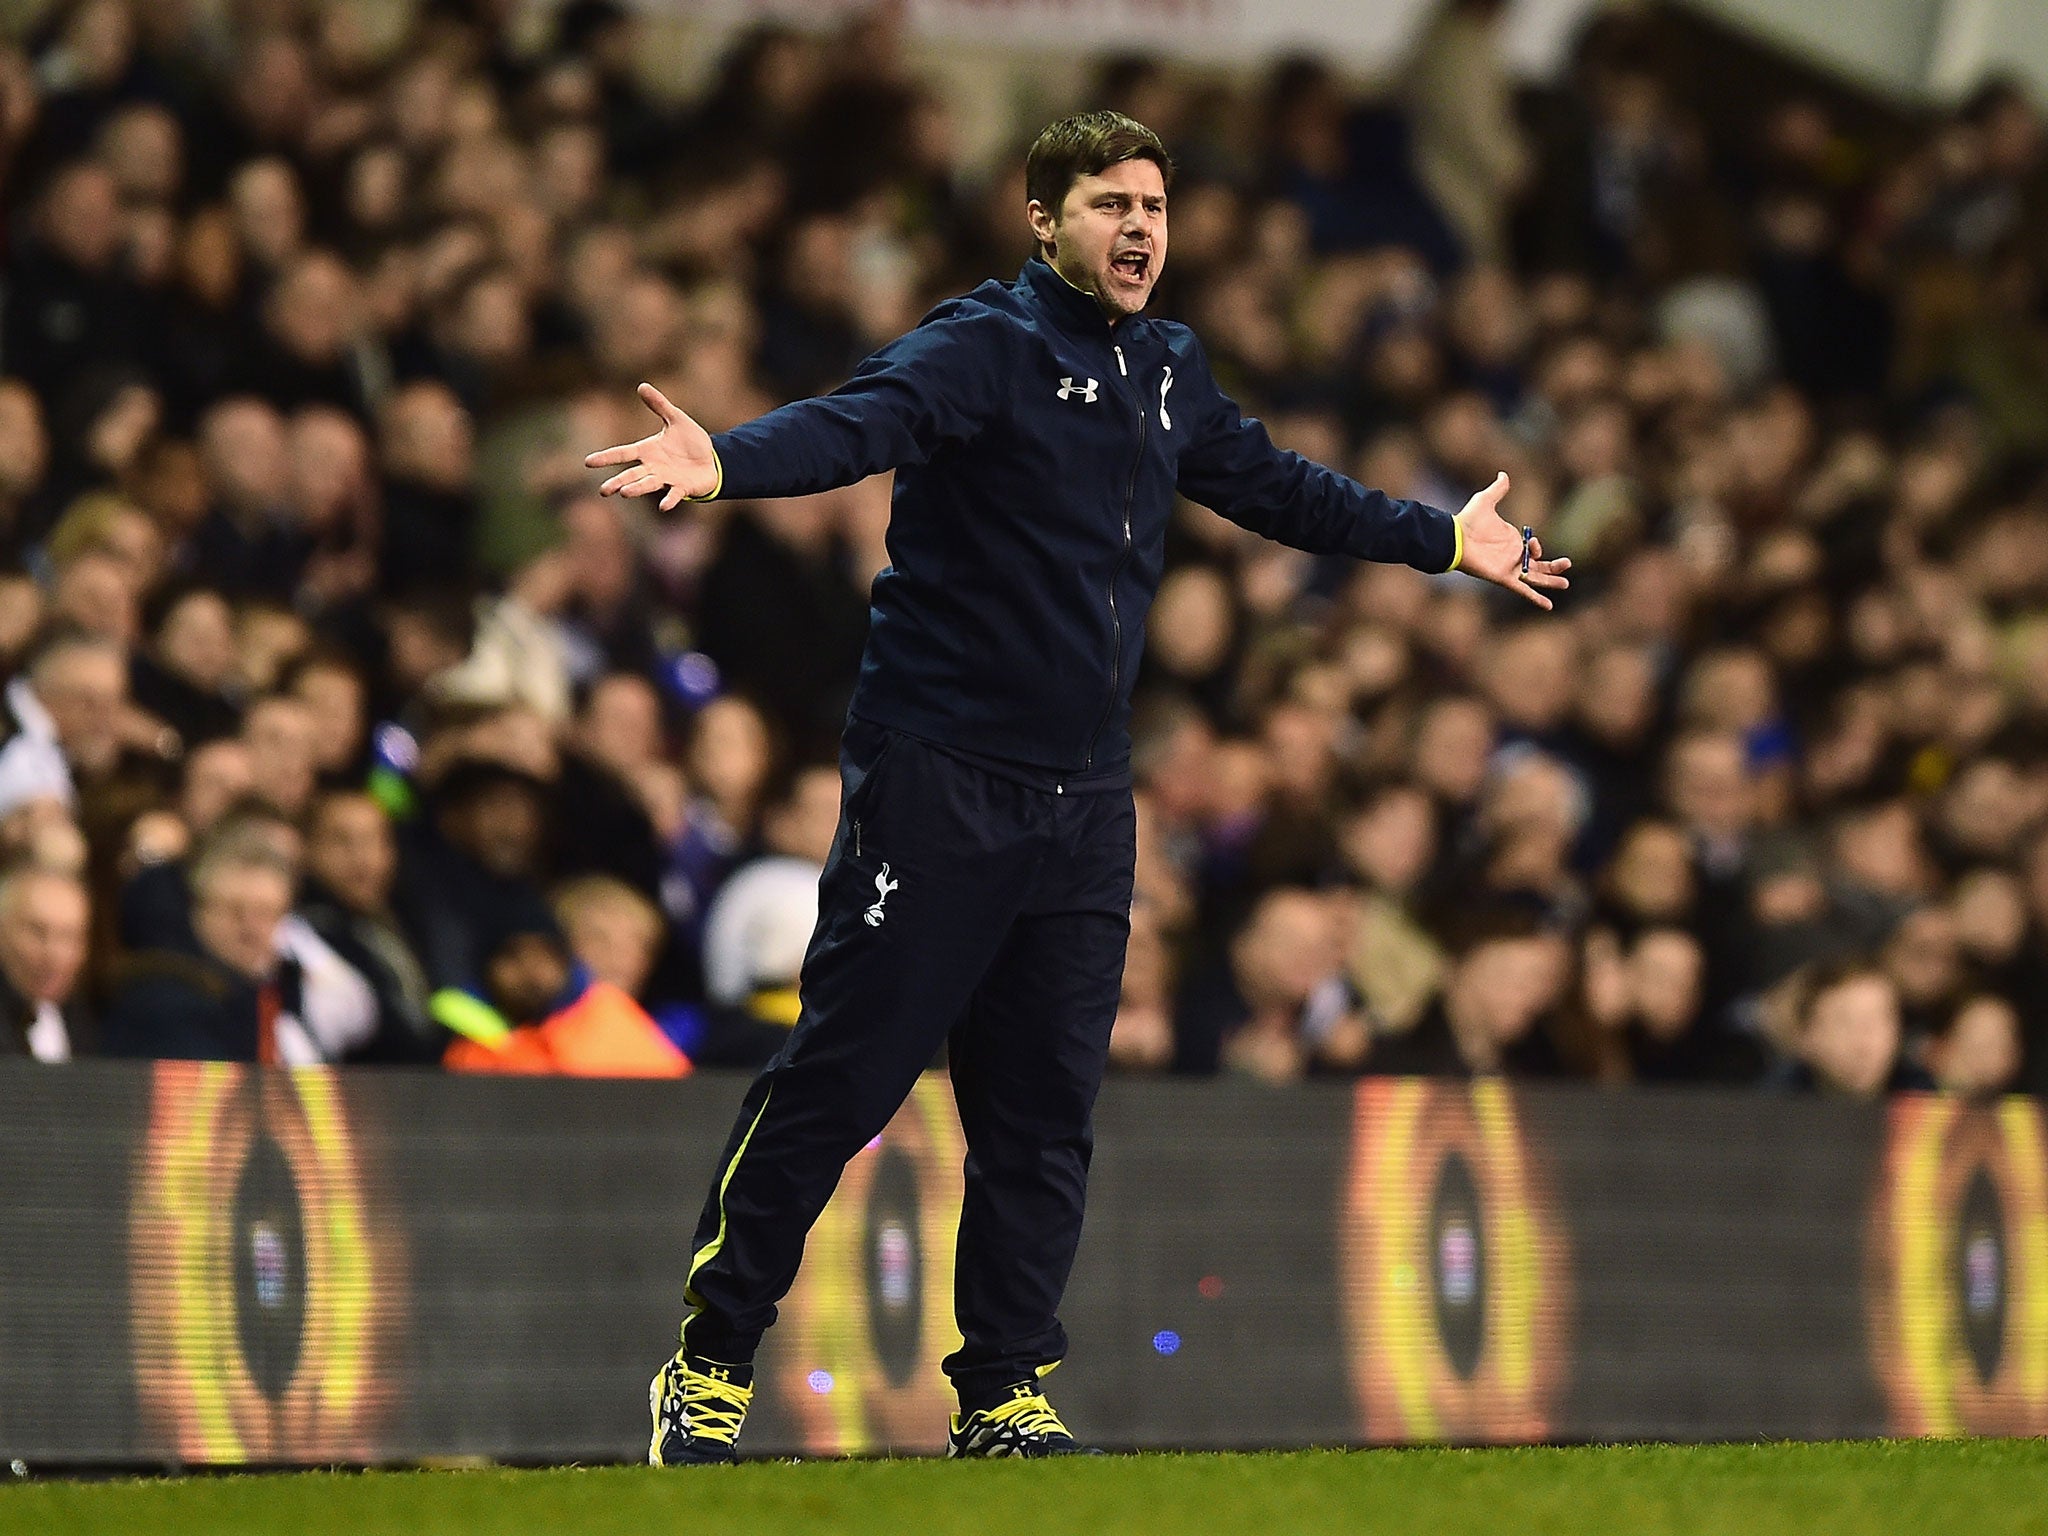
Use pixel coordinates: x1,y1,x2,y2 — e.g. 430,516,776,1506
1447,513,1465,573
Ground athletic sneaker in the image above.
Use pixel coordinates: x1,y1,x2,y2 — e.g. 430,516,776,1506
648,1352,753,1465
947,1381,1096,1458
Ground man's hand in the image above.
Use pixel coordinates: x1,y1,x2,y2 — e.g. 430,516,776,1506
1455,472,1570,610
584,383,719,511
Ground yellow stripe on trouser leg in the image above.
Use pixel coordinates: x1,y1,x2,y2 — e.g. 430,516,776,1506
681,1086,775,1342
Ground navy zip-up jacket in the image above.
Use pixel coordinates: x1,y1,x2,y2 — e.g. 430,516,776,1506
708,258,1459,781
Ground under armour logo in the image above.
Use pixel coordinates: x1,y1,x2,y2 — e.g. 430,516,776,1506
1160,365,1174,430
864,863,899,927
1056,377,1099,403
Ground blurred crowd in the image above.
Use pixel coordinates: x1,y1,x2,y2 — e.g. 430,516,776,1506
2,0,2047,1097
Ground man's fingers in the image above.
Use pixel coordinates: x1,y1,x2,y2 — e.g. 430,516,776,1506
1526,571,1571,591
659,484,686,512
1477,470,1510,508
585,443,641,469
639,382,681,423
1516,581,1554,611
616,471,667,499
597,464,646,495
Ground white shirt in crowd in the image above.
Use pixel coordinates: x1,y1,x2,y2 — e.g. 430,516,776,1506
275,914,380,1065
25,1000,69,1063
701,856,822,1007
0,677,74,819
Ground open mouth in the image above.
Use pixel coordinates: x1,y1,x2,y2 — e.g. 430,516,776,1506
1111,249,1151,284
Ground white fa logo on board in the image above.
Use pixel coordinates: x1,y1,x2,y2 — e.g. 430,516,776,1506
865,863,898,927
1056,377,1099,403
1159,365,1174,430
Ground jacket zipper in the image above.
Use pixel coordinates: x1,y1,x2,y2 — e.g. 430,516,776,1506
1085,343,1142,770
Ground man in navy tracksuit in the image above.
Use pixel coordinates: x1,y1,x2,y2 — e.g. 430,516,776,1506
588,111,1569,1461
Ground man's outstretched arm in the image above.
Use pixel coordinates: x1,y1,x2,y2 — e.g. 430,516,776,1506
1173,338,1570,609
585,300,1013,510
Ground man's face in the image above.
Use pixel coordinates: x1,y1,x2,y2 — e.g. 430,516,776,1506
194,864,291,982
1455,935,1569,1045
308,795,395,916
157,591,236,691
1030,158,1168,320
243,697,317,817
201,400,292,516
1413,699,1496,806
581,675,661,774
1667,735,1753,841
1935,998,2021,1096
53,554,137,647
563,900,657,997
0,873,89,1005
37,647,127,775
293,665,364,773
1803,975,1900,1096
487,933,571,1024
180,740,254,834
1629,930,1703,1040
1232,890,1339,1009
449,783,544,879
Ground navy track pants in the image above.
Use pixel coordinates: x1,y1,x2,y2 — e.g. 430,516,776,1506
678,719,1136,1405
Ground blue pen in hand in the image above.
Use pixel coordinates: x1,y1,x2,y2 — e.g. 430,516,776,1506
1520,525,1534,576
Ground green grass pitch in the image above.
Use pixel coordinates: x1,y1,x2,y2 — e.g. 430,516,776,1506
6,1440,2046,1535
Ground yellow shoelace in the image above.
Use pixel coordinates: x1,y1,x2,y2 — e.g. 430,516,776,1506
677,1368,753,1445
980,1391,1069,1440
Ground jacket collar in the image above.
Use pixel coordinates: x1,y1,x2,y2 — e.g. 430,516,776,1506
1020,256,1126,337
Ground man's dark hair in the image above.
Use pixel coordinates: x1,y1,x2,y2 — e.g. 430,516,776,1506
1024,110,1173,245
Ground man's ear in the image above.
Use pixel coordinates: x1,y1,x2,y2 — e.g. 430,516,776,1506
1026,198,1057,256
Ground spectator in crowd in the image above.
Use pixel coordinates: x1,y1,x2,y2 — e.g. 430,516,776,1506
298,788,439,1063
1365,911,1573,1078
103,828,299,1061
555,874,664,1000
1174,887,1367,1080
1109,895,1177,1070
396,755,556,993
661,694,774,943
119,794,291,954
0,863,93,1061
440,898,688,1077
574,671,685,846
1581,924,1762,1083
128,583,241,751
1777,959,1932,1097
694,489,870,763
240,691,319,821
695,762,840,1067
0,631,125,819
1406,0,1528,265
288,653,371,784
1923,993,2023,1099
176,738,255,841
